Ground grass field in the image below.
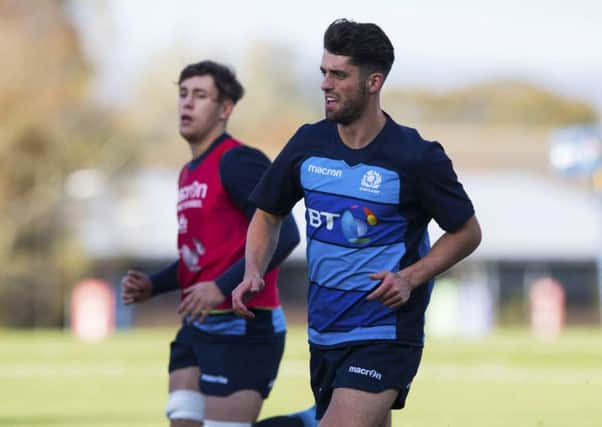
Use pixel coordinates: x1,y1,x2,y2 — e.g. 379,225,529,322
1,326,601,427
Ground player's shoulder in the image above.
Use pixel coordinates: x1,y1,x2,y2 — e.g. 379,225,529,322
385,116,427,146
383,115,445,161
221,143,269,162
277,120,334,160
292,119,333,141
219,142,271,181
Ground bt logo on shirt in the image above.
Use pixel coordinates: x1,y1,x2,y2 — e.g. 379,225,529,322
341,205,378,244
307,205,379,244
307,208,340,230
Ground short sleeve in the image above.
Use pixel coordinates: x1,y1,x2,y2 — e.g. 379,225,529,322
250,128,306,215
416,142,475,232
219,146,271,219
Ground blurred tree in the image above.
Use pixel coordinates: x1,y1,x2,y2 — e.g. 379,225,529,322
113,42,195,168
0,0,137,327
121,39,318,165
382,81,598,171
383,80,597,126
234,40,317,157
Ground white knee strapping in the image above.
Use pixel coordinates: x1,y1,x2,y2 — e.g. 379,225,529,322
203,421,252,427
165,390,205,422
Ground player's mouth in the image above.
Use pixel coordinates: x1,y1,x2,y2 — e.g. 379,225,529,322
324,95,338,110
180,114,193,126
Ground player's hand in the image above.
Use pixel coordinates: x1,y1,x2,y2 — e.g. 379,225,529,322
232,275,265,319
178,281,225,324
121,270,152,305
366,270,412,309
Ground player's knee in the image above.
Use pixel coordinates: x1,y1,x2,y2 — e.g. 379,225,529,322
165,390,205,422
204,421,252,427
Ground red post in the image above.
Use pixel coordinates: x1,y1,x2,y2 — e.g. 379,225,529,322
70,279,115,342
529,277,565,340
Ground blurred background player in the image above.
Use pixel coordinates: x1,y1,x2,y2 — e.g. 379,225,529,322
121,60,314,427
233,19,481,427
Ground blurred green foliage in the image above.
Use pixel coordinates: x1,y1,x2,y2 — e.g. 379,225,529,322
0,0,137,326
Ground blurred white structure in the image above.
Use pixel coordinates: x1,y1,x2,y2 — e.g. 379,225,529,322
70,168,602,329
72,168,601,260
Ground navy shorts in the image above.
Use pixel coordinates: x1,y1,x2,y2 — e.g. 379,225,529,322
310,342,423,419
169,322,285,398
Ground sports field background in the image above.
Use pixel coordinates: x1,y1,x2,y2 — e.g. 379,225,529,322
1,326,600,427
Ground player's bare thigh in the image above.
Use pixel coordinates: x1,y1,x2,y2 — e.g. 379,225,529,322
169,367,263,424
170,366,201,391
319,387,397,427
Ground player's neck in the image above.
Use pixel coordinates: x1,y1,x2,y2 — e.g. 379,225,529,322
337,106,386,150
187,126,226,159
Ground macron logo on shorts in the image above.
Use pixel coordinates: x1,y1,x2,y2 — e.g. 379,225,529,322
201,373,229,384
348,366,383,381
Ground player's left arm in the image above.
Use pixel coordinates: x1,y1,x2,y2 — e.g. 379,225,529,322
411,215,481,284
177,146,300,320
368,215,481,309
368,140,481,309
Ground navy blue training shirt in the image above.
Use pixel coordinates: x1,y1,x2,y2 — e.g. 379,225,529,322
251,115,475,348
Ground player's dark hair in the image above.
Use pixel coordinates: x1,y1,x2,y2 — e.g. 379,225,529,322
178,60,244,103
324,18,394,79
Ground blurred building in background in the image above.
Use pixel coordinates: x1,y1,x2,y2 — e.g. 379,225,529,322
68,165,602,333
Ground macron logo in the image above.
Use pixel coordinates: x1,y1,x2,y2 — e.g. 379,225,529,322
201,374,229,384
308,164,342,178
348,366,383,381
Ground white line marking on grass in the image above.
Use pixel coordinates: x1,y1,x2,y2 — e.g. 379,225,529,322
419,363,602,385
0,364,160,378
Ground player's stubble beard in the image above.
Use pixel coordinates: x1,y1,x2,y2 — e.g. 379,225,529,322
325,80,369,126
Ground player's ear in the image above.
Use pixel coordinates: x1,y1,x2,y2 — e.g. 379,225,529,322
366,72,385,94
219,99,235,120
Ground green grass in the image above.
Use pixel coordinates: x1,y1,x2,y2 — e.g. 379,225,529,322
1,327,601,426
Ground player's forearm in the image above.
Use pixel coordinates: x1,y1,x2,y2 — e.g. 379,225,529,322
215,213,298,294
149,260,179,296
266,213,300,270
244,209,283,279
404,215,482,288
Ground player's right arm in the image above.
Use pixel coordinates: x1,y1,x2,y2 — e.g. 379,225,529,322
121,261,179,305
232,209,284,319
233,126,308,318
